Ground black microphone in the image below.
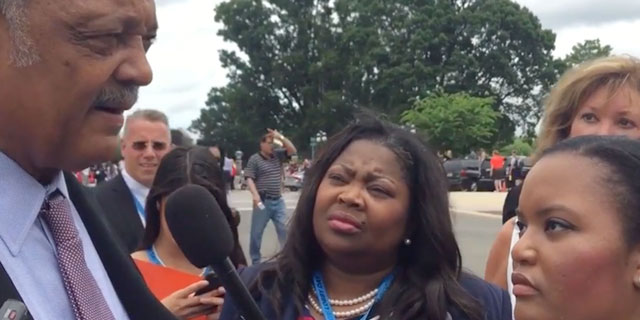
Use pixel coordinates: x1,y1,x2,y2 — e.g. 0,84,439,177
165,184,266,320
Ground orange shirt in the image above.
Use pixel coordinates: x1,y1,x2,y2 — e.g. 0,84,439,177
490,156,505,169
134,259,206,320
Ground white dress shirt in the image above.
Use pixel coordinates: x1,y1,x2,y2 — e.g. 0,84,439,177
121,168,150,226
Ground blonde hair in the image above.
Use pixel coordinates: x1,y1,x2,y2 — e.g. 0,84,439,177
535,55,640,160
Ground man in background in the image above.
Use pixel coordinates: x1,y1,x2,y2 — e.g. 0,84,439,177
95,109,172,253
245,129,296,264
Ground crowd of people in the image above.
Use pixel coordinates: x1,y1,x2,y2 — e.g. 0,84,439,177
3,0,640,319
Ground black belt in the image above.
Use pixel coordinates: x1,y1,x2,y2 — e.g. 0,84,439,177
259,192,281,201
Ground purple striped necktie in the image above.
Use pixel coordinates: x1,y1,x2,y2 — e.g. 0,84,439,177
40,191,116,320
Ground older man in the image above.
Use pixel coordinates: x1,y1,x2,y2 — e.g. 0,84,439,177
0,0,175,319
95,109,171,253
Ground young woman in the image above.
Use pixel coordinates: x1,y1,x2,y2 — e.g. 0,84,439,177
132,146,246,319
221,119,511,320
513,136,640,319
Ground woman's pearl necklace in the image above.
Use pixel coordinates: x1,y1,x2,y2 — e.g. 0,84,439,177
320,288,378,306
307,294,375,319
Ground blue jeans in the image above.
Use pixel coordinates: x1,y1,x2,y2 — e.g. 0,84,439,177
250,197,288,264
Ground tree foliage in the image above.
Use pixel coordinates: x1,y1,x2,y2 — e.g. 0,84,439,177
563,39,613,69
499,138,534,156
191,0,560,156
402,92,499,155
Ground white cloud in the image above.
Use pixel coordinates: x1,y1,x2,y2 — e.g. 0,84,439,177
136,0,640,131
133,0,231,131
551,20,639,58
514,0,639,58
516,0,640,29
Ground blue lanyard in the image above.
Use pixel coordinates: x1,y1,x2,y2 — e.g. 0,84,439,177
146,246,163,266
312,270,395,320
132,195,145,222
147,246,212,275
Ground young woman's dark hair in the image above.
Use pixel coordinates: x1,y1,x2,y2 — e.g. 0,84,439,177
139,146,245,267
251,118,484,320
541,135,640,247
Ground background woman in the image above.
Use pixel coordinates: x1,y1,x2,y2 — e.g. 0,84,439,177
513,136,640,319
221,119,511,320
132,146,246,319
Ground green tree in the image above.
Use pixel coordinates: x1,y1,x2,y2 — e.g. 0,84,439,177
401,92,499,155
191,0,351,157
563,39,613,69
192,0,559,155
499,138,534,156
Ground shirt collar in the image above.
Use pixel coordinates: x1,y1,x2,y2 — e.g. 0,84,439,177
259,151,274,160
121,167,150,201
0,152,69,255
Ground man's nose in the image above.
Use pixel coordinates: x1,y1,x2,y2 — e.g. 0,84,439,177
113,36,153,87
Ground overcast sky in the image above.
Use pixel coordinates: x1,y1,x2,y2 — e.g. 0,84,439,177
134,0,640,131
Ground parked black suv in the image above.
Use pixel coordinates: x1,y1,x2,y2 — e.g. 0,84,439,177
459,159,495,191
444,156,536,192
443,159,494,191
443,159,468,191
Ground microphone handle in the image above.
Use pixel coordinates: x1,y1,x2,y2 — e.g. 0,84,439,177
211,259,267,320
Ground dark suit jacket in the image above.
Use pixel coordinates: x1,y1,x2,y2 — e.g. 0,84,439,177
220,264,512,320
0,172,176,319
94,174,145,253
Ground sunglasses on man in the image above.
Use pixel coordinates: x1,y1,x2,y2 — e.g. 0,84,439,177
130,141,168,152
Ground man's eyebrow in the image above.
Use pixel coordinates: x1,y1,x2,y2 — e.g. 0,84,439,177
69,12,157,35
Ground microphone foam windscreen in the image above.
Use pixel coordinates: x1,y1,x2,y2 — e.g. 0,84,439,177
165,184,234,268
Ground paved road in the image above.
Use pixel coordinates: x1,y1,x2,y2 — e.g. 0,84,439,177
228,190,505,277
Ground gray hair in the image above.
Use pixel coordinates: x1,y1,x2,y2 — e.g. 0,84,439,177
123,109,170,137
0,0,40,66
